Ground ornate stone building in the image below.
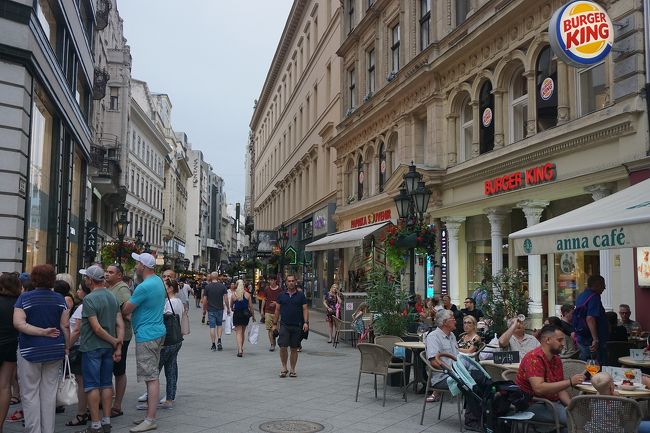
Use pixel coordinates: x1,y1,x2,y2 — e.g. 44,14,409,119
330,0,648,325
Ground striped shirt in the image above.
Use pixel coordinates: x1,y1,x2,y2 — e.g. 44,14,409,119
15,289,67,363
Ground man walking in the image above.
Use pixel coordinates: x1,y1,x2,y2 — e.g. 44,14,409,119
122,253,166,432
272,275,308,378
574,275,608,363
105,264,131,418
78,265,124,433
202,272,230,351
261,276,282,351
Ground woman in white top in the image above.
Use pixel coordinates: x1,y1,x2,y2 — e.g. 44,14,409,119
159,279,184,409
65,281,91,427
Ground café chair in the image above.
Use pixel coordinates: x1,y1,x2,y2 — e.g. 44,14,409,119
480,361,511,381
333,316,357,348
567,395,642,433
355,343,406,407
374,335,412,393
561,359,586,398
502,369,562,433
418,351,463,429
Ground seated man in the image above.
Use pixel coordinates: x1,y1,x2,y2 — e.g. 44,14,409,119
618,303,641,334
515,324,585,433
498,317,540,359
460,297,483,322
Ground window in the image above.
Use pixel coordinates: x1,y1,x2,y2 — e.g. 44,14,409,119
578,62,607,116
420,0,431,50
378,143,386,192
456,0,470,26
109,87,119,110
536,46,558,131
36,0,58,53
357,156,364,201
367,0,374,8
479,81,494,154
76,66,90,119
510,69,528,143
391,24,400,73
459,96,473,161
349,68,357,109
367,49,375,95
348,0,355,33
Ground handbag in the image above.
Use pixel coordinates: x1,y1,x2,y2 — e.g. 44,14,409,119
163,292,183,347
56,355,78,406
180,309,190,336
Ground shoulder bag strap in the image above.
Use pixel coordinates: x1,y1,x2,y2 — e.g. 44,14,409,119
165,289,176,316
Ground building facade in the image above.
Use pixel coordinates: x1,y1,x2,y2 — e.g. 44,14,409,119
329,0,649,326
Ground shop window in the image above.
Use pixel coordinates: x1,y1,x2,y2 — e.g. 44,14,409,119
479,81,494,154
456,0,470,26
419,0,431,51
555,251,600,305
357,156,364,201
509,68,528,143
578,62,607,116
26,92,55,270
378,143,386,192
459,95,473,162
536,46,558,132
68,151,84,276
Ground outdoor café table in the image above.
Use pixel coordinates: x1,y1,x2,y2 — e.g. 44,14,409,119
619,356,650,368
394,341,426,393
480,359,521,370
575,382,650,398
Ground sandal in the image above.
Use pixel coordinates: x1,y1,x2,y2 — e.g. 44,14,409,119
9,396,20,405
289,371,297,378
426,392,441,403
279,370,288,378
65,412,89,426
110,407,124,417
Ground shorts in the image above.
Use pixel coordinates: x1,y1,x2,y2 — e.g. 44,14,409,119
135,337,164,383
112,339,130,376
278,323,302,349
82,347,114,391
0,342,17,364
265,313,275,331
208,310,224,328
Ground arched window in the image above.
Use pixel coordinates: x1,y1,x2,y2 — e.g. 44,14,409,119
357,155,364,201
459,95,473,161
479,81,494,154
378,143,386,192
510,67,528,143
536,46,558,131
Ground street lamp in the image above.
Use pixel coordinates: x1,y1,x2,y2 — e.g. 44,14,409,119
277,224,289,280
134,229,143,251
114,207,129,264
393,162,432,297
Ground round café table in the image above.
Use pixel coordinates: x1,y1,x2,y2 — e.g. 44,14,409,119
575,382,650,398
618,356,650,368
394,341,426,393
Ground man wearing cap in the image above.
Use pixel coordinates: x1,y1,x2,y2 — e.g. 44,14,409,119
105,264,132,417
122,253,165,432
78,265,124,433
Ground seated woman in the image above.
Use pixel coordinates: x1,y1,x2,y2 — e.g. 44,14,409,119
457,315,482,355
606,311,628,342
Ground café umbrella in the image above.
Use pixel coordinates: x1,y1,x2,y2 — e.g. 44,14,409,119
510,178,650,255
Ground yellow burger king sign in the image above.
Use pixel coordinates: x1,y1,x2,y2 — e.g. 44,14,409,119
549,1,614,67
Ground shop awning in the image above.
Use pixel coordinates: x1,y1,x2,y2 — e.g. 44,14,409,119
305,222,390,252
510,178,650,255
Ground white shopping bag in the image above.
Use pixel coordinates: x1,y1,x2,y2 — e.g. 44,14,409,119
223,310,233,335
248,324,260,345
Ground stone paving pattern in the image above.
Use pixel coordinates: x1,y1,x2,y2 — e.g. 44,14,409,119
5,306,464,433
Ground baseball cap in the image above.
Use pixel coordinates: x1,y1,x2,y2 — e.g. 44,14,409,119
79,265,105,282
132,252,156,269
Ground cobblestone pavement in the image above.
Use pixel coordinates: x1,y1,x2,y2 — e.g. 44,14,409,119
5,307,464,433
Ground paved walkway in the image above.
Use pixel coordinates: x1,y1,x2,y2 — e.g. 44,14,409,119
5,307,465,433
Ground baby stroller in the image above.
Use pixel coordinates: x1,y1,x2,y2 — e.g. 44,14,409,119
435,353,532,433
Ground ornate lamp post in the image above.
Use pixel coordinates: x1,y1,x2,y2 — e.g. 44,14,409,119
277,224,289,280
134,229,143,251
114,207,129,264
393,162,432,297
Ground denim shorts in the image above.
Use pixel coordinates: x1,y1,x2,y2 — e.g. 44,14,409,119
208,310,224,328
82,347,114,391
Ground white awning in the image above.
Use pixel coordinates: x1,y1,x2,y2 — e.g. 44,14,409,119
510,178,650,255
305,222,390,252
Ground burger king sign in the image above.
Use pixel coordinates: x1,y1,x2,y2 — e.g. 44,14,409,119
549,1,614,68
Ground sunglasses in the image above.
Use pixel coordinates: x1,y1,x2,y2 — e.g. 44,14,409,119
463,321,473,325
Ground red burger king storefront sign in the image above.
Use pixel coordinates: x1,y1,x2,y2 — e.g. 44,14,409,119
549,1,614,67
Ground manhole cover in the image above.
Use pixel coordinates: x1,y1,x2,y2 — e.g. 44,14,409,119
305,351,346,357
259,420,325,433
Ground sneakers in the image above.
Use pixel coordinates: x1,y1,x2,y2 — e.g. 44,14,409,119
130,420,157,432
136,404,148,411
137,392,148,402
210,343,216,352
158,400,173,409
217,342,223,351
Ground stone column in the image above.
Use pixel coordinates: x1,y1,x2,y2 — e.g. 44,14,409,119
557,61,570,125
302,165,308,210
442,217,465,306
518,200,550,329
493,89,505,149
585,184,613,310
471,101,480,157
485,208,510,277
446,114,458,165
310,158,317,203
524,70,537,137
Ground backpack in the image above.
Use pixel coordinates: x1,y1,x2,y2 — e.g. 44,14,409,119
482,380,531,433
572,292,597,336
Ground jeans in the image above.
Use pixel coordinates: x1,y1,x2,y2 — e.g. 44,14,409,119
528,400,567,433
577,340,607,364
158,342,182,401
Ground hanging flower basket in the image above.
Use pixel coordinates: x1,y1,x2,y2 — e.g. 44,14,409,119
381,222,437,272
100,241,138,274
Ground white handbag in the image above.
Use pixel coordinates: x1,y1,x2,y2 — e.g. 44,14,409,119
56,355,78,406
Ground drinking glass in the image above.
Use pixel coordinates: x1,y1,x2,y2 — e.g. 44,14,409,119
517,314,526,322
586,358,600,376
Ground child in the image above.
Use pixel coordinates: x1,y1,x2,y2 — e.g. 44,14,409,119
585,372,624,433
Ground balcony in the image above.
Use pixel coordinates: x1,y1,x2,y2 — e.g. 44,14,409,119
90,134,121,196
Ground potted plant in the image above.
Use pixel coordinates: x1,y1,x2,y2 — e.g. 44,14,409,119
476,266,530,337
365,266,409,337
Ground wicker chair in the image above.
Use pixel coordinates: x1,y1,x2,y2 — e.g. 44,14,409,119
567,395,642,433
561,359,586,398
333,316,357,348
480,361,511,381
374,335,412,396
501,369,562,433
354,343,406,406
419,350,463,430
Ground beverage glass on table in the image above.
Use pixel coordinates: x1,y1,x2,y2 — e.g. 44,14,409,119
585,358,600,378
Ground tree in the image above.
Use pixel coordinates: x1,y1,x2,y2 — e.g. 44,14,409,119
365,266,410,336
478,266,530,337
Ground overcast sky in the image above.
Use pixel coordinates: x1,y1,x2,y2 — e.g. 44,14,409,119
118,0,293,204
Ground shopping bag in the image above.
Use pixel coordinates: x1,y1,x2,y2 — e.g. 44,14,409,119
248,324,260,345
181,309,190,335
223,310,233,335
56,355,78,406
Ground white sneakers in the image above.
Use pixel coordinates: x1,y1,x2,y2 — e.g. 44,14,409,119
130,419,157,432
136,393,166,404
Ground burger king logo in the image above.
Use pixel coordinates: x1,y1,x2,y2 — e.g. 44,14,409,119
549,1,613,67
540,77,554,101
482,107,493,128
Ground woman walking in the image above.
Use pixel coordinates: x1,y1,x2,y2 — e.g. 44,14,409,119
232,279,255,357
0,273,21,433
13,264,69,433
159,279,184,409
323,284,341,343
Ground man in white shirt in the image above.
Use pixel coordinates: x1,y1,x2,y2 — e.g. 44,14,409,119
498,317,540,359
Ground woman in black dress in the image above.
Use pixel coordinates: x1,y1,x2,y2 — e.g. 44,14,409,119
232,279,256,357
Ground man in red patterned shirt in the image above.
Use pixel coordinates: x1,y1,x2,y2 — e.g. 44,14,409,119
515,324,585,432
